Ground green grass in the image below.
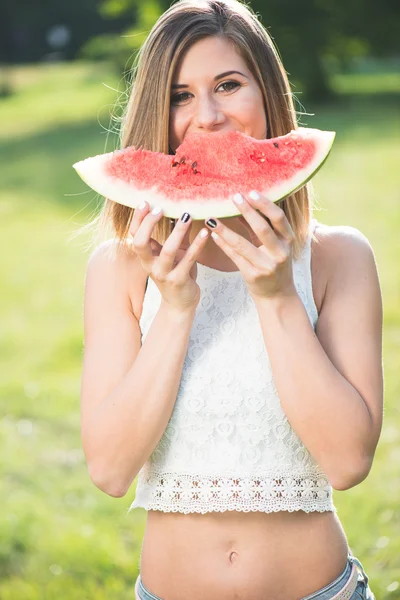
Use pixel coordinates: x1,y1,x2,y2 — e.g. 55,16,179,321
0,61,399,599
331,72,400,95
0,61,126,140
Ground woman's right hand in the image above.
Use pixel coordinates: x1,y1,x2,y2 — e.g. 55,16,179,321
129,202,209,312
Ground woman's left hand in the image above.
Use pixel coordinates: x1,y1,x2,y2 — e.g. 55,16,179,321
205,190,298,301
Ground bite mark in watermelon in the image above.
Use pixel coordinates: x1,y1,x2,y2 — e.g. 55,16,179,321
73,128,335,220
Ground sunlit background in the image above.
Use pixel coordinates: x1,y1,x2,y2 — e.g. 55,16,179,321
1,0,399,598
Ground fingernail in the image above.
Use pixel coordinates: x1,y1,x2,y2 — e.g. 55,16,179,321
211,232,219,240
138,200,147,209
200,229,208,238
248,190,260,200
205,218,217,228
233,193,244,204
151,206,162,215
180,212,190,223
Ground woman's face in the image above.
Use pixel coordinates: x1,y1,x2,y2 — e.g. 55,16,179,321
169,36,267,151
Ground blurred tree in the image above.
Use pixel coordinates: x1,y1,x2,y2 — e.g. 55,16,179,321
81,0,399,102
0,4,14,97
4,0,398,101
0,0,133,96
80,1,162,75
3,0,133,64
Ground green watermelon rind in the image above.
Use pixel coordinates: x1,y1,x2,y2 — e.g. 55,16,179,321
73,129,336,220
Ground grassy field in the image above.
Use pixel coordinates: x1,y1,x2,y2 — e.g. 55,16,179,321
0,60,399,599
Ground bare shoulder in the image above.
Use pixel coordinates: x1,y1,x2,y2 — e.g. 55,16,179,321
310,221,378,313
311,221,380,310
312,221,377,272
86,238,147,321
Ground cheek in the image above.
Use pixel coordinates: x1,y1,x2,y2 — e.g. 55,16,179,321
169,110,189,150
231,91,267,135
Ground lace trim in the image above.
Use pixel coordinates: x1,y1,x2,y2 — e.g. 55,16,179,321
129,471,336,515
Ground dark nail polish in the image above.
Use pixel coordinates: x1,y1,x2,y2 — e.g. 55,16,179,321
180,212,190,223
205,218,217,228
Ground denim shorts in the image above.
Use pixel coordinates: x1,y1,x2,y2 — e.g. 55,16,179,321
134,553,375,600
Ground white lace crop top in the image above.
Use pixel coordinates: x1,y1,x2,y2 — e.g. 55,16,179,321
128,218,337,515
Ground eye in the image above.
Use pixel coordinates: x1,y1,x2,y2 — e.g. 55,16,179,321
171,91,191,104
217,81,240,93
171,81,241,105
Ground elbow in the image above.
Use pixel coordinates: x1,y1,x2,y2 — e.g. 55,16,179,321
331,456,373,491
98,483,128,499
88,462,130,498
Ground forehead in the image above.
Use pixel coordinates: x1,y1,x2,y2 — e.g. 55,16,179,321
173,37,247,81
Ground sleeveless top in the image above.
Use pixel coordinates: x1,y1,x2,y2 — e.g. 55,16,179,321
128,218,337,515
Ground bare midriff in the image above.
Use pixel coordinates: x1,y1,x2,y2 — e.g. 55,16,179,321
139,509,350,600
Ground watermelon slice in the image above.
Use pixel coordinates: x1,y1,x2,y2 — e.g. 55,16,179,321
73,128,335,220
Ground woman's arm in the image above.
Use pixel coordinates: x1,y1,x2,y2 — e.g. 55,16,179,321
253,226,384,491
80,241,196,498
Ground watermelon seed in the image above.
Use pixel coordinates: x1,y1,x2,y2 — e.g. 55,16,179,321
171,161,179,167
273,142,279,148
179,156,186,164
191,161,197,168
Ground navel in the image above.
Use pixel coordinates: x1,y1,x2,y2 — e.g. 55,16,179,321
229,551,239,563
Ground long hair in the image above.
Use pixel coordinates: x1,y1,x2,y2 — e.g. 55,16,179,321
81,0,317,260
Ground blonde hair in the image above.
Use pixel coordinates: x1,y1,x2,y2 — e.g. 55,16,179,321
80,0,318,260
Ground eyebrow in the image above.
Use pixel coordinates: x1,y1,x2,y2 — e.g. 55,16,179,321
171,70,248,90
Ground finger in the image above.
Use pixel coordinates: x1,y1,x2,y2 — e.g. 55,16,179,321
173,228,210,279
157,212,194,274
131,205,164,267
245,190,294,243
129,200,150,237
208,229,258,275
205,217,261,266
232,193,279,252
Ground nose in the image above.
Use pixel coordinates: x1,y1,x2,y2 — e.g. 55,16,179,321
194,94,224,130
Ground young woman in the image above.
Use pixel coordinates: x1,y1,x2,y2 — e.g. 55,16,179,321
80,1,383,598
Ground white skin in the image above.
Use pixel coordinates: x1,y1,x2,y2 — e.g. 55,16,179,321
169,36,268,270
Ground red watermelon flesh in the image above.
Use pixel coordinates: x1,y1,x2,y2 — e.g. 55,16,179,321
73,128,335,219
